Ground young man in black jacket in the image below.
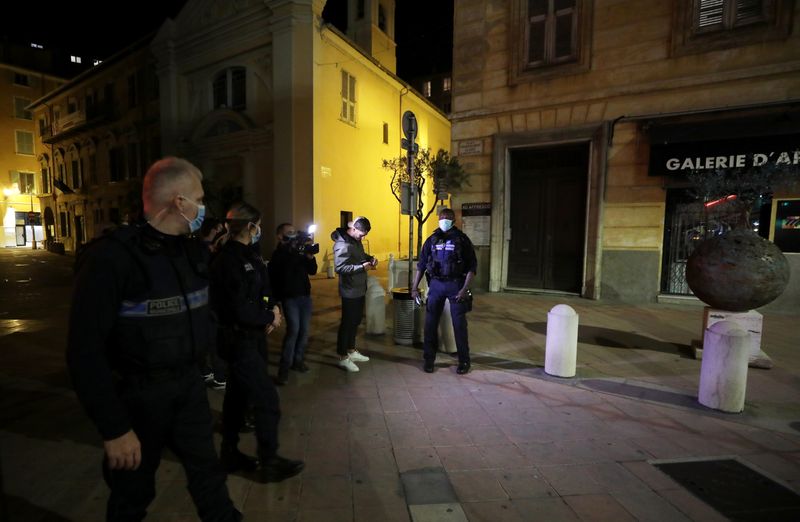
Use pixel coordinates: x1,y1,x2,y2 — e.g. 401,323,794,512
268,223,318,384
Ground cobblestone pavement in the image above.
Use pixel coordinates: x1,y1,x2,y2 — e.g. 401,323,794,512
1,248,798,521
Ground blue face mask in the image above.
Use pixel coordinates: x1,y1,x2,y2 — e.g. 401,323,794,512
250,223,262,245
439,219,454,232
179,196,205,233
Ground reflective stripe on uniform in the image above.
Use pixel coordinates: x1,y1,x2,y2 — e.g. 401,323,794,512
118,287,209,317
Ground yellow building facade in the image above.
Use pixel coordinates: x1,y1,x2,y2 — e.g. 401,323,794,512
154,0,450,263
0,59,64,247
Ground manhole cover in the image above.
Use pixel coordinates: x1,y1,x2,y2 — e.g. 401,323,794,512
653,458,800,521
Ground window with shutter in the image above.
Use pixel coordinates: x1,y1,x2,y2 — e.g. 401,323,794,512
212,68,247,110
14,98,32,120
673,0,790,56
511,0,591,84
340,70,357,125
15,131,34,155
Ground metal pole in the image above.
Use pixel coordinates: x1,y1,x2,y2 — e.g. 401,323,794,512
407,152,414,290
30,192,37,249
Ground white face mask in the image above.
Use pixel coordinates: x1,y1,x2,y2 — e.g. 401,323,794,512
439,219,454,232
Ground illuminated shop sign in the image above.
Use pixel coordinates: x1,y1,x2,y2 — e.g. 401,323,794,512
649,133,800,176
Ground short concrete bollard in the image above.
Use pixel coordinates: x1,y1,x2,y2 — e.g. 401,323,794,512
365,276,386,335
437,299,456,353
545,304,579,378
698,320,750,413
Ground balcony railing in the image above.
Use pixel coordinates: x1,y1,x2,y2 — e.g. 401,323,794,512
53,110,86,135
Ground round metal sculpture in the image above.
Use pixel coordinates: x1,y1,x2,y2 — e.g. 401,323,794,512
686,229,790,312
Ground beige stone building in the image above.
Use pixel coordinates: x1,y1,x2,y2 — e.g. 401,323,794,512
451,0,800,306
28,38,162,252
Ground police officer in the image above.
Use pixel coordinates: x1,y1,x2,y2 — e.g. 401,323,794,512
411,207,477,375
67,157,241,522
211,202,305,483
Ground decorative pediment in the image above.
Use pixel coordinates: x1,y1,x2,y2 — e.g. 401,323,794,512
172,0,261,37
190,109,255,143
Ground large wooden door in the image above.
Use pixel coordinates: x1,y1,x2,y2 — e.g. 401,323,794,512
507,144,588,292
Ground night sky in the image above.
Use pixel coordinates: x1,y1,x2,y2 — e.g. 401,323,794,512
1,0,452,81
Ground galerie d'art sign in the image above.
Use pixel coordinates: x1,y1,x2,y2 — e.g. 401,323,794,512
648,133,800,176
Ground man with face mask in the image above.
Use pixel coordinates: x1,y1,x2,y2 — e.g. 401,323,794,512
268,223,318,384
67,157,242,521
411,208,477,375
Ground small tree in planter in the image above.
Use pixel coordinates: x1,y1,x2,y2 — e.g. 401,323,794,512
685,163,799,312
382,148,470,257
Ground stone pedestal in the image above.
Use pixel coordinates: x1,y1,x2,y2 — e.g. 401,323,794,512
693,307,772,369
437,299,456,354
365,276,386,335
698,321,749,412
544,304,579,378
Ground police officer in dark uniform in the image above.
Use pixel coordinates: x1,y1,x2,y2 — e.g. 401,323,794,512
67,157,241,522
211,202,304,483
411,207,477,375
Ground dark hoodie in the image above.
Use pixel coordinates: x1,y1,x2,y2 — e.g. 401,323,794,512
331,227,375,298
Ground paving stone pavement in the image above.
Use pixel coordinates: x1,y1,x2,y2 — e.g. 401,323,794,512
1,248,799,521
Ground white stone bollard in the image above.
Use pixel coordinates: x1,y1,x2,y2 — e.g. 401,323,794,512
437,299,457,354
698,321,750,413
365,276,386,335
544,304,579,377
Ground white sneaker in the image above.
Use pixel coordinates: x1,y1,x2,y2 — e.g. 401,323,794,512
338,357,360,372
349,350,369,362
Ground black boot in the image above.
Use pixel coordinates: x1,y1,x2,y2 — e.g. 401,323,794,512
423,360,435,373
456,362,471,375
256,455,305,483
276,367,289,385
220,442,258,472
291,360,310,373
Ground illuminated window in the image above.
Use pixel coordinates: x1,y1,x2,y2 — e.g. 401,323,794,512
443,77,451,92
213,67,246,110
70,55,82,63
15,131,34,155
11,171,35,194
422,80,431,97
30,42,43,49
340,70,356,124
14,97,32,120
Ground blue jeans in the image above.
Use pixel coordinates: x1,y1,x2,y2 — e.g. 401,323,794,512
423,278,470,365
280,295,312,371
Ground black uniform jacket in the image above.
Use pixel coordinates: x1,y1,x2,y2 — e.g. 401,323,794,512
66,224,211,441
210,240,275,330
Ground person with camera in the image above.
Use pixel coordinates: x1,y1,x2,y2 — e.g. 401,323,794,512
210,202,304,483
268,223,318,385
411,207,477,375
330,216,377,372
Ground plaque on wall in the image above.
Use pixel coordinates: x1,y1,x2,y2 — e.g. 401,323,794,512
461,202,491,246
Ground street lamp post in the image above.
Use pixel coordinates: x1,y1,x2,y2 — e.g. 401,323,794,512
29,192,37,250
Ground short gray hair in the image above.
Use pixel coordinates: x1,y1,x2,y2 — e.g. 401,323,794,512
142,157,203,211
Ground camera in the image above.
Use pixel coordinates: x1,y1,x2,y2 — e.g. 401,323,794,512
289,230,319,255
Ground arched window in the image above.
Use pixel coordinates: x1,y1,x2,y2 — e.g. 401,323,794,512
212,67,246,110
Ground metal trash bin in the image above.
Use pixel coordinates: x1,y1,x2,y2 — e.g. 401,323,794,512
392,287,414,345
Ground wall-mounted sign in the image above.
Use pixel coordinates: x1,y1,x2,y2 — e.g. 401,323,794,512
459,139,483,156
461,202,491,246
649,133,800,176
